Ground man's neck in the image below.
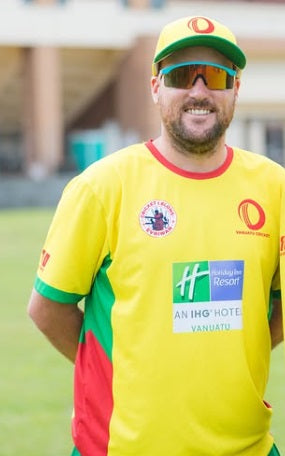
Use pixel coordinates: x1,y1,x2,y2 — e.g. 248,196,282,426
152,135,228,174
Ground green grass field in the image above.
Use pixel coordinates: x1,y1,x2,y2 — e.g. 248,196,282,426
0,209,74,456
0,208,284,455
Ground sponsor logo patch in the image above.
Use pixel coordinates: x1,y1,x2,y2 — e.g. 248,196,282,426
139,200,176,237
173,260,244,333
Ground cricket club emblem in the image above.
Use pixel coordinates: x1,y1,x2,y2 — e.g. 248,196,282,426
139,200,177,237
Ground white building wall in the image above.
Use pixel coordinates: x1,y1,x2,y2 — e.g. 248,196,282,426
1,1,285,48
1,0,285,167
239,61,285,104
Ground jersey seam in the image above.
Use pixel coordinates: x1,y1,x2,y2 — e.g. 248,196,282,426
78,173,112,260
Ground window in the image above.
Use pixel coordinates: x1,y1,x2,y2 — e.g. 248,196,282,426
227,117,285,166
265,122,284,165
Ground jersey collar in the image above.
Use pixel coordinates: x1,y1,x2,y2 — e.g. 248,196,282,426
146,139,233,180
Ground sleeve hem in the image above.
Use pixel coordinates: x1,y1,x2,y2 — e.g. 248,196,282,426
34,276,84,304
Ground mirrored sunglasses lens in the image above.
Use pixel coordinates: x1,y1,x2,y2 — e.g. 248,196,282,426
164,66,192,88
164,65,234,90
205,66,234,89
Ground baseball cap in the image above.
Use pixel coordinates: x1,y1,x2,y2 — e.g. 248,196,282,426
152,15,246,75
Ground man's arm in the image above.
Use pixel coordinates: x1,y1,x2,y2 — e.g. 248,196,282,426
28,289,84,363
269,298,284,349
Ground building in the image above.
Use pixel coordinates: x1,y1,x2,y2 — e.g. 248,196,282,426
0,0,285,178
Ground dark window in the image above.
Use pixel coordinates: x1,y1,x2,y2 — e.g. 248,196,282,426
265,122,284,165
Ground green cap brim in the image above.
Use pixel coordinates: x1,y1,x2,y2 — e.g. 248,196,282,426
154,35,246,70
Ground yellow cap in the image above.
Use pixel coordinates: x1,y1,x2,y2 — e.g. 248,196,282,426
152,15,246,75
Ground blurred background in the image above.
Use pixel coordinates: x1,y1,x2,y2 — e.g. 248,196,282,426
0,1,285,455
0,0,285,205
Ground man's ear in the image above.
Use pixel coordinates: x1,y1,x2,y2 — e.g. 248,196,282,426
234,78,241,100
150,76,160,104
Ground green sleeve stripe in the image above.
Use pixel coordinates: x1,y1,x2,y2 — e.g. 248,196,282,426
34,276,84,303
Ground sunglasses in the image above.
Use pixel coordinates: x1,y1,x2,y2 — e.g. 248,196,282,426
160,61,237,90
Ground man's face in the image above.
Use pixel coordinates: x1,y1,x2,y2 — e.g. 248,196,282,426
151,46,240,155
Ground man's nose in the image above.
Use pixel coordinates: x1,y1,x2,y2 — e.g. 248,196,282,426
191,74,208,89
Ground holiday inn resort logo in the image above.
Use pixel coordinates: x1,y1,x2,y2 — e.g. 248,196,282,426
172,260,244,333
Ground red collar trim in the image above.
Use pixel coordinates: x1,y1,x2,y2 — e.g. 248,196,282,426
145,139,233,180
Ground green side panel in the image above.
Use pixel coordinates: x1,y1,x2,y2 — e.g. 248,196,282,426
83,254,114,362
35,276,84,304
272,289,281,300
268,289,281,321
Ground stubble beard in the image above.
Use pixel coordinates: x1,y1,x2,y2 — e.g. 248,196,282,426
162,100,235,156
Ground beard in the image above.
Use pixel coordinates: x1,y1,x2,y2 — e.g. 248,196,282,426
160,98,235,156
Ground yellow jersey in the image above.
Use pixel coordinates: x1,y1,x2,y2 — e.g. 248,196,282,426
35,141,285,456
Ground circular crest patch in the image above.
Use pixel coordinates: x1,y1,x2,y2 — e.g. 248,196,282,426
139,200,177,237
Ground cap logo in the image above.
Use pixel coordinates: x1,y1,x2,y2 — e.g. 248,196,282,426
188,17,215,34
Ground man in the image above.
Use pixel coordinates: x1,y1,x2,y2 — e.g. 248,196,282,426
28,15,284,456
